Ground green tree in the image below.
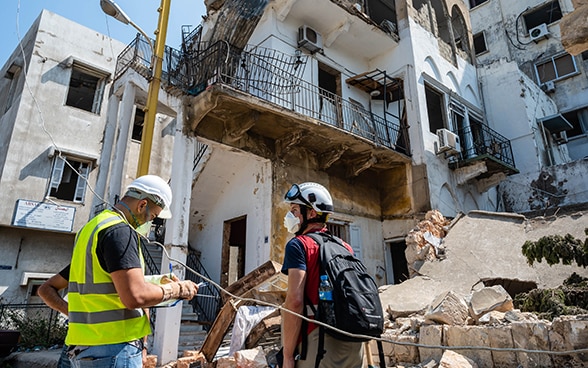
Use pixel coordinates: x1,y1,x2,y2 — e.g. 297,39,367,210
522,228,588,267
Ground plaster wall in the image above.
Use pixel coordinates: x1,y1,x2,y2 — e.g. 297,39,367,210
188,144,272,285
499,158,588,214
470,0,588,161
477,60,568,175
0,10,125,230
0,227,73,304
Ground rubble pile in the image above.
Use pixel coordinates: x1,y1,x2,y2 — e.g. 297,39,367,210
372,284,588,368
404,210,451,277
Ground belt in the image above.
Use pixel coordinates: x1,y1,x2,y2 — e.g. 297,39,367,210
67,339,144,359
127,339,144,351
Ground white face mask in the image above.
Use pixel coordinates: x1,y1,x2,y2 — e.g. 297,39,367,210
283,211,301,234
136,221,152,237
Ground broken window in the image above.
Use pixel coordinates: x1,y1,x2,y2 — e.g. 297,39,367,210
131,106,146,142
66,64,106,114
451,5,471,63
535,53,578,84
562,107,588,138
473,32,488,55
469,0,488,8
523,1,563,31
366,0,397,33
425,83,445,134
3,63,21,113
318,62,341,125
48,156,91,203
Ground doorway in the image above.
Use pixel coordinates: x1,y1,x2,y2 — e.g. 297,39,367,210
385,239,409,284
220,216,247,288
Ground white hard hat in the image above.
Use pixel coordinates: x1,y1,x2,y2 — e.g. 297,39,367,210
284,182,334,214
126,175,173,219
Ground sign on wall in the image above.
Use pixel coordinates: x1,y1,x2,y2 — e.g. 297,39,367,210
12,199,76,233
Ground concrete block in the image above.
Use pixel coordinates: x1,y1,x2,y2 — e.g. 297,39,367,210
419,324,444,363
487,325,516,368
445,326,493,368
549,315,588,367
511,322,553,367
439,350,479,368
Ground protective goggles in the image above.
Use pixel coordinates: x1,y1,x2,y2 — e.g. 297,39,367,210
284,184,314,209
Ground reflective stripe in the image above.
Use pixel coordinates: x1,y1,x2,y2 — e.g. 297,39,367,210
68,281,117,295
69,309,143,324
84,216,123,285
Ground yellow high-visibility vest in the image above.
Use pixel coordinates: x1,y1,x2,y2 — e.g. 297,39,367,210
65,210,150,346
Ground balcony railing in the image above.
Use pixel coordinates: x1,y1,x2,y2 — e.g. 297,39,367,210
457,121,516,170
187,41,407,152
115,37,409,153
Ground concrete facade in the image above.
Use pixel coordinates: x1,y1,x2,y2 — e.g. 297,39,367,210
469,0,588,214
0,11,125,304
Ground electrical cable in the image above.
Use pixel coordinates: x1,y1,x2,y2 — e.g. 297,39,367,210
147,237,588,356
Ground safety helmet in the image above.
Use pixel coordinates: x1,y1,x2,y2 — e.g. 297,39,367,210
125,175,173,219
284,182,334,214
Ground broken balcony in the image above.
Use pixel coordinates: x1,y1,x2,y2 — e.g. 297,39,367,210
450,121,518,178
183,41,411,175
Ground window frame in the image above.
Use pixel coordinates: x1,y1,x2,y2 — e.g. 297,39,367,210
534,53,579,85
523,1,563,32
48,154,93,203
65,61,109,114
473,32,488,56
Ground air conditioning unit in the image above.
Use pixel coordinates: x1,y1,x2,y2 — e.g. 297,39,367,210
541,80,556,93
437,128,461,155
529,23,549,42
298,25,323,53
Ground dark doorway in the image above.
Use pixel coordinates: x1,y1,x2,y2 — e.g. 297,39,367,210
388,240,409,284
220,216,247,288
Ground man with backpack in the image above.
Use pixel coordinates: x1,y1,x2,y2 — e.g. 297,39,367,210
280,182,383,368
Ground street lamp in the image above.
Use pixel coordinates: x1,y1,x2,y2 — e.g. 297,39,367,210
100,0,171,176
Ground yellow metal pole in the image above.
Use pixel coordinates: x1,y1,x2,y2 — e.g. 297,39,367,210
136,0,172,176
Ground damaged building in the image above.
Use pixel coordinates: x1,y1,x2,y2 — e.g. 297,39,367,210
1,0,588,366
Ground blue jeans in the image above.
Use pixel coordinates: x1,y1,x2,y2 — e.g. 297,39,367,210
58,345,71,368
68,343,142,368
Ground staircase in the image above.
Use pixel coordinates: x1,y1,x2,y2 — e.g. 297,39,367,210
178,301,209,354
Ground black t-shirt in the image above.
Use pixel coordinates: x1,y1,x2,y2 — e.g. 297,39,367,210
58,264,71,281
96,223,142,273
61,223,142,281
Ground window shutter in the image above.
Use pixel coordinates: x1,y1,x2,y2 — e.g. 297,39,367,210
92,78,105,114
50,158,66,192
74,163,90,202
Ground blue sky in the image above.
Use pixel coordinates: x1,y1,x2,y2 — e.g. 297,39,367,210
1,0,207,63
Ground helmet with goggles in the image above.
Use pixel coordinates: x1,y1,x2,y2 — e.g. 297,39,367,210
284,182,334,214
125,175,173,219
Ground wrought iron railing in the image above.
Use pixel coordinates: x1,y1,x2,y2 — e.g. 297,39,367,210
0,303,67,348
187,41,407,151
115,37,408,153
457,121,516,169
185,248,222,329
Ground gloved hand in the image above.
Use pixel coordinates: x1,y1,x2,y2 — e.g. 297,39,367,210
160,280,198,301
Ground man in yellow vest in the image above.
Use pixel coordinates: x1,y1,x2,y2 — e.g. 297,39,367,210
65,175,198,367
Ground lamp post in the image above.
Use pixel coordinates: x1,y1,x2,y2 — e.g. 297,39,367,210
100,0,171,176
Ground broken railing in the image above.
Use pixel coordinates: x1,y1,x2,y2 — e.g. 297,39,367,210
457,121,516,169
187,41,407,152
114,36,408,153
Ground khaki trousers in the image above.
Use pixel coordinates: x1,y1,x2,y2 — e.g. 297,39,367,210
296,328,364,368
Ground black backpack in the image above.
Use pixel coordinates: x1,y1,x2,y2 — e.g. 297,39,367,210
307,232,384,341
300,232,385,368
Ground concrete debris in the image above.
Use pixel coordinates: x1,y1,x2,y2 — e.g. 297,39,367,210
425,290,469,326
439,350,479,368
468,285,514,321
405,210,450,277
